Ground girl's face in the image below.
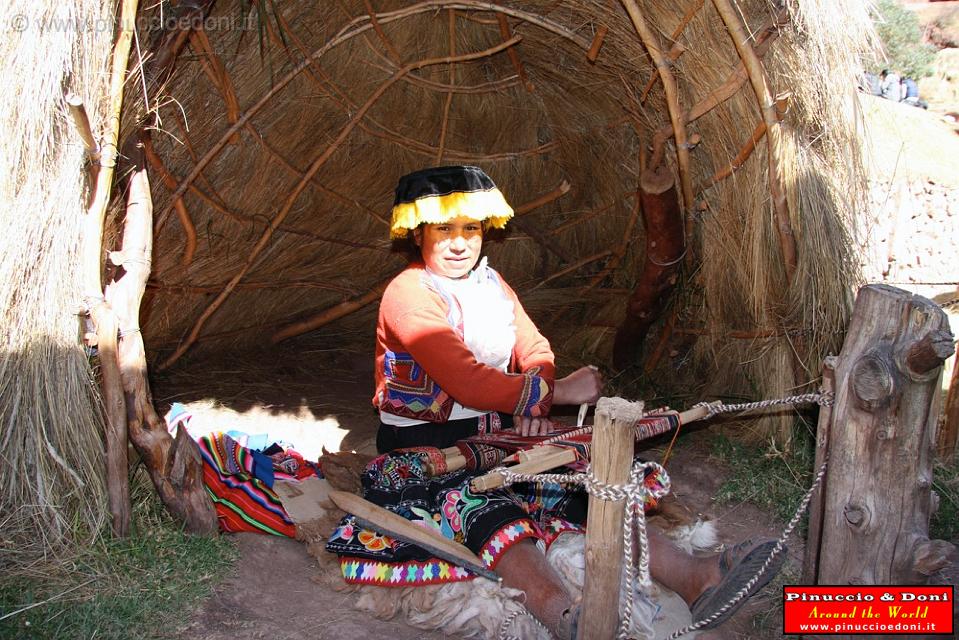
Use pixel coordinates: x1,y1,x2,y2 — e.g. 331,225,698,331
414,216,483,279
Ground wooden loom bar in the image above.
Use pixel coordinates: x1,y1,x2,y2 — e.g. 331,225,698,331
619,0,694,215
158,38,524,369
711,0,796,283
466,402,716,486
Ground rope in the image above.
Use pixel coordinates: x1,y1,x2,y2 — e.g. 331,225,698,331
484,390,830,640
693,392,832,420
663,455,829,639
497,607,550,640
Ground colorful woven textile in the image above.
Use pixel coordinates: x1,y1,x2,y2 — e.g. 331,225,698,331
327,450,584,586
196,433,320,537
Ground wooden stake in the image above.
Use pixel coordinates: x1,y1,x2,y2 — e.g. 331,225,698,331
579,397,643,639
938,340,959,461
496,14,534,92
65,94,100,163
801,356,835,584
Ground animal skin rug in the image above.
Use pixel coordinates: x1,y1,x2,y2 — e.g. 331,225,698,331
302,516,716,639
301,450,718,639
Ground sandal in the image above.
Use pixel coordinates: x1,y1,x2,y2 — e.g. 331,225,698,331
689,538,786,630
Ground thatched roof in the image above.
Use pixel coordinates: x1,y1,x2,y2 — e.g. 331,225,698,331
3,0,877,549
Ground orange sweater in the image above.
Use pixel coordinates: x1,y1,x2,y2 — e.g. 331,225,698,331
374,263,554,422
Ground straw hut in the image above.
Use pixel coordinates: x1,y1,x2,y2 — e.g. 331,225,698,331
2,0,876,545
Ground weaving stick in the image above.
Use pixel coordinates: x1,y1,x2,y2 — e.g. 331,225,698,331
469,447,573,492
327,490,500,582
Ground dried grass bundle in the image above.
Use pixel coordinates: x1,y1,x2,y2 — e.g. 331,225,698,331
0,0,114,558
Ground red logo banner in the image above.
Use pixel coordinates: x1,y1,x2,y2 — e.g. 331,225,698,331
783,585,954,635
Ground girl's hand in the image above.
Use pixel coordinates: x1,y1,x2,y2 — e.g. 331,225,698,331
513,415,553,437
553,365,603,406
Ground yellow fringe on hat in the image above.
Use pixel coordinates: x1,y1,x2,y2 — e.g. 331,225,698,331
390,189,513,239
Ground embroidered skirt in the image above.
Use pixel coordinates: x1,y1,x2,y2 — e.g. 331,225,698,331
325,449,586,586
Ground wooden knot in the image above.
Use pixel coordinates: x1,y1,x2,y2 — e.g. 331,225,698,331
843,502,869,528
899,329,955,381
850,353,896,411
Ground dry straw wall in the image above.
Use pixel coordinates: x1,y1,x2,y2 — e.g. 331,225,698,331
2,0,877,549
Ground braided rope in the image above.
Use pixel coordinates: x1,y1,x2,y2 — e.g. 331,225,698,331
487,390,830,639
694,392,833,420
490,460,670,640
663,455,830,639
497,607,550,640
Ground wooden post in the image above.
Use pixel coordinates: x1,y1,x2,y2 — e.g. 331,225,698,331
801,356,836,584
105,152,216,535
936,340,958,461
804,285,955,587
578,397,644,640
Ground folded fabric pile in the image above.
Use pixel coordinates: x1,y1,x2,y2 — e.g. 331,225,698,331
165,402,322,536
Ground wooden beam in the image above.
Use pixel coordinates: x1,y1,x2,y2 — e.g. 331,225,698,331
619,0,694,213
271,275,393,343
711,0,796,283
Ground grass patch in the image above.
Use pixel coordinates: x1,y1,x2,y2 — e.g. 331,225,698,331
0,471,236,640
711,427,816,529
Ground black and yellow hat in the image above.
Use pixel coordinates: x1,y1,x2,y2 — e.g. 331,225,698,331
389,165,513,239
